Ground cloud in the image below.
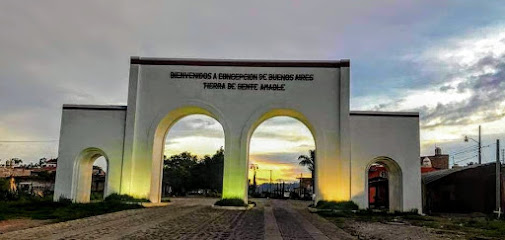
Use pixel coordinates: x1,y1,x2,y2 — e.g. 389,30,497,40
252,131,313,143
249,153,312,183
1,1,504,164
166,115,224,140
367,27,505,127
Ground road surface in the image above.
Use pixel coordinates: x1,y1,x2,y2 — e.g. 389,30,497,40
0,198,353,240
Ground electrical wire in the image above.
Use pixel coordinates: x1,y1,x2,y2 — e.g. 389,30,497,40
454,154,478,164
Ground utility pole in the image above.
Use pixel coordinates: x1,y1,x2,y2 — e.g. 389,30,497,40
478,125,482,164
495,139,501,218
269,170,272,194
502,149,504,164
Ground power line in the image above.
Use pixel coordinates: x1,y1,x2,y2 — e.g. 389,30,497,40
448,145,479,154
0,140,58,143
451,147,479,156
454,154,479,164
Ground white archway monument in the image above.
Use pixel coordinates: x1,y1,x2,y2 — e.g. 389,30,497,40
54,57,422,211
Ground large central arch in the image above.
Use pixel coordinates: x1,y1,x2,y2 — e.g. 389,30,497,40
150,105,229,203
240,108,318,202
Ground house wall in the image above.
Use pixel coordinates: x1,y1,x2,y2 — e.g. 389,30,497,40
349,112,422,212
53,106,126,202
424,164,504,213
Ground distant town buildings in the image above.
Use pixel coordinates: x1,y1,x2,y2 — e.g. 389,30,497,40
420,147,449,173
0,158,106,198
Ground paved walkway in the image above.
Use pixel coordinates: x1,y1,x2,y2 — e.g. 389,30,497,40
0,198,354,240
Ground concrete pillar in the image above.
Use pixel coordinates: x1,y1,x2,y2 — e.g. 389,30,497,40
221,127,248,202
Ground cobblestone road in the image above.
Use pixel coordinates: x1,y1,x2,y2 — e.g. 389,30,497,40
0,198,353,240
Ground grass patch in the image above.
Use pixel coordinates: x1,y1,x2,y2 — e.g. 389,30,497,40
0,195,143,222
214,198,246,207
316,200,359,211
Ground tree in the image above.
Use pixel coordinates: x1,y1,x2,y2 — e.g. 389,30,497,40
162,152,198,195
0,178,9,200
162,148,225,196
12,158,23,165
298,149,315,193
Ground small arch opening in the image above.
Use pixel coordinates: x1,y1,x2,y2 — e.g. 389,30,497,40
74,148,108,203
366,157,402,211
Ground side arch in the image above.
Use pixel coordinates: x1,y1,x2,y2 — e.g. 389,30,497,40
365,156,403,211
149,105,229,203
73,147,109,203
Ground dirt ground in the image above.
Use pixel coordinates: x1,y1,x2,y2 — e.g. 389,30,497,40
340,220,466,240
0,219,53,234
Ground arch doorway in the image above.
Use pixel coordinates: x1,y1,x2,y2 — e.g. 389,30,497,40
247,114,316,200
366,157,402,211
148,105,229,202
161,114,225,198
74,148,109,203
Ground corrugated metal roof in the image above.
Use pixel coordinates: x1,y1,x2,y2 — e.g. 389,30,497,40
422,162,496,184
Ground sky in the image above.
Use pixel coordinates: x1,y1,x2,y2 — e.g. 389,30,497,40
164,115,314,184
1,1,505,175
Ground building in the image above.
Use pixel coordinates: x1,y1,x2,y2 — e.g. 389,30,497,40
54,57,421,212
0,167,31,178
16,176,55,197
420,147,449,173
40,158,58,168
422,162,504,214
295,177,313,199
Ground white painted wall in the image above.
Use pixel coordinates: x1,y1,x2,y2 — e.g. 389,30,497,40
121,58,351,203
349,112,422,212
53,105,125,202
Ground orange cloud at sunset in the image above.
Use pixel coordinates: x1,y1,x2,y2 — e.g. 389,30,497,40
248,157,311,184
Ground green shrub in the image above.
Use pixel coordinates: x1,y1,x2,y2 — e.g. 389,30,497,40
104,193,149,203
50,201,142,222
0,197,142,222
316,200,359,211
214,198,246,207
90,192,104,201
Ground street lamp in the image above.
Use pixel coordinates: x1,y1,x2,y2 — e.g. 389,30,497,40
249,164,258,194
464,125,482,164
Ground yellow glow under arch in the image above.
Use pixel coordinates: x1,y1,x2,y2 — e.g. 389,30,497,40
150,106,227,203
235,108,318,202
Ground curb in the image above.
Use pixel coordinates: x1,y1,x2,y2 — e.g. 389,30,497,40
123,202,172,207
308,207,357,213
212,204,255,211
